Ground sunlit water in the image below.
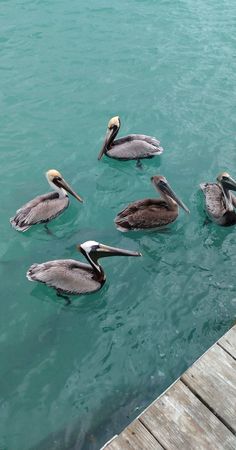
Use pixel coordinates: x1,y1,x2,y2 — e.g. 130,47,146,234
1,0,236,449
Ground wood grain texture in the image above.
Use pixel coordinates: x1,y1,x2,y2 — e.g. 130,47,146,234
104,419,163,450
102,326,236,450
139,380,236,450
218,325,236,359
182,343,236,433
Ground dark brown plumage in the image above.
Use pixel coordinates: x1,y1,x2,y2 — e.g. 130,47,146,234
115,175,189,232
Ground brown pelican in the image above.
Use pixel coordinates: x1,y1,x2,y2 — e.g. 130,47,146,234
98,116,163,166
200,172,236,226
115,175,190,232
27,240,141,298
10,170,83,232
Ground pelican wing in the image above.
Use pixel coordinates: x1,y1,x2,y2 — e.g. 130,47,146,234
108,135,163,160
10,192,69,231
116,134,161,146
115,198,176,230
200,183,226,220
231,193,236,208
27,259,101,295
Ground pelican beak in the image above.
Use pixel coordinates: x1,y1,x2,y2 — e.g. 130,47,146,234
98,128,114,160
157,179,190,214
57,178,83,202
98,243,142,257
222,175,236,191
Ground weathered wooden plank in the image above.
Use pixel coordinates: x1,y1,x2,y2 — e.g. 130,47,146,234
182,343,236,433
104,419,163,450
102,326,236,449
139,380,236,450
218,325,236,360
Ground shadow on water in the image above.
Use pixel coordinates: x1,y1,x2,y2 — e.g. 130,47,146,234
99,154,162,173
29,281,109,312
30,309,235,450
31,374,166,450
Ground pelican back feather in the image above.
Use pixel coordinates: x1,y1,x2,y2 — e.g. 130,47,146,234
10,192,69,231
115,198,178,231
27,259,102,295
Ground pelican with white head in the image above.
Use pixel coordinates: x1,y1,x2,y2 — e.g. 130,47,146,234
27,240,141,299
10,169,83,232
98,115,163,167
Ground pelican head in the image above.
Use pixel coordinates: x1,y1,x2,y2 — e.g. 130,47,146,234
108,116,120,129
78,240,141,259
151,175,190,213
217,172,236,191
98,116,121,160
46,169,83,202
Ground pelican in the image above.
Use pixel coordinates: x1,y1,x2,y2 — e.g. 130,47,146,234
10,169,83,232
98,116,163,165
200,172,236,226
27,240,141,297
115,175,190,232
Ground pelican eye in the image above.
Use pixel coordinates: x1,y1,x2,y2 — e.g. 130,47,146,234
158,179,167,186
54,176,62,182
220,175,230,183
87,244,100,253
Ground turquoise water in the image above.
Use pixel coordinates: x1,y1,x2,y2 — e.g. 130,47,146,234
1,0,236,448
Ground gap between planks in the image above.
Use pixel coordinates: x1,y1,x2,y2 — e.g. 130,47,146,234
137,417,166,450
180,376,236,436
181,343,236,436
102,325,236,449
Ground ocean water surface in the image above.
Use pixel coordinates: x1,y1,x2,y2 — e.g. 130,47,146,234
1,0,236,448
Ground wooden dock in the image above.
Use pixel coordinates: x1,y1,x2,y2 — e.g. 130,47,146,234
102,325,236,450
